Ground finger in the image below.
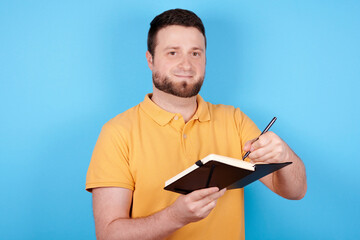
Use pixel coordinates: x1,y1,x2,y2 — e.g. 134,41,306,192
219,188,227,196
195,187,226,207
189,187,219,201
249,151,274,163
249,144,274,160
208,187,226,200
250,134,271,152
243,138,257,152
200,199,218,216
253,132,281,151
200,189,227,215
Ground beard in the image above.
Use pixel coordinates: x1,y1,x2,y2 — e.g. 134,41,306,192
152,72,204,98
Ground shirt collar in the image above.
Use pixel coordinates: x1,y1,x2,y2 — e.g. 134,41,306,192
193,94,211,122
140,94,211,126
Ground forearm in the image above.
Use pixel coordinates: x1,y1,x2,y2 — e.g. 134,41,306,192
94,187,225,240
101,207,183,240
272,150,307,200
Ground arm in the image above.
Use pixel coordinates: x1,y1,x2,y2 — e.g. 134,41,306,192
92,187,226,240
244,131,307,200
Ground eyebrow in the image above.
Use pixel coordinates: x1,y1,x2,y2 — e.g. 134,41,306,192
164,46,204,52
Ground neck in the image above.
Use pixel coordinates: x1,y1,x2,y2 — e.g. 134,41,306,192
151,86,197,123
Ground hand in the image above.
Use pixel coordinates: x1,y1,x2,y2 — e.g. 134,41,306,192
243,131,291,164
167,187,226,227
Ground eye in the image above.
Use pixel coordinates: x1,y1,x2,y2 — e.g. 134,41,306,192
192,52,200,57
168,51,177,56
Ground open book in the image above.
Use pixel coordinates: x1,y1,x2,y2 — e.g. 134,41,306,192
164,154,292,194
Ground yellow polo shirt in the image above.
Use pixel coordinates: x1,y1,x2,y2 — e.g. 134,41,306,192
86,94,260,240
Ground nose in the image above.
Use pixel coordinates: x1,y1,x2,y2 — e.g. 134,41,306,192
178,55,192,71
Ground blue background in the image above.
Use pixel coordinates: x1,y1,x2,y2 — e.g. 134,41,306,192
1,1,359,239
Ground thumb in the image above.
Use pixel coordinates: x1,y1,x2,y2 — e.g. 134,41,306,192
243,138,256,152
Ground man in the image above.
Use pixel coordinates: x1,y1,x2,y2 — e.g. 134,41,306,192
86,9,307,240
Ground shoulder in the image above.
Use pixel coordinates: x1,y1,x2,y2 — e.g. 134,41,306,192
102,104,141,135
205,101,240,120
203,99,258,133
207,102,236,112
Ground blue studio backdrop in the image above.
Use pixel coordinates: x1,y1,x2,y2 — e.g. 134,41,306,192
1,1,359,239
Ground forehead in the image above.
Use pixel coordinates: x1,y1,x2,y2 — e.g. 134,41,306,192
155,25,206,50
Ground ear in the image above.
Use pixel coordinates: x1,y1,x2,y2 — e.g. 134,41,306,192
146,51,154,71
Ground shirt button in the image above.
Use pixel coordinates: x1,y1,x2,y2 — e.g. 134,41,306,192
183,134,187,139
174,115,179,120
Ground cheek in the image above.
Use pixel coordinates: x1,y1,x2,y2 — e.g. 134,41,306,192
195,61,206,73
196,57,206,66
156,58,176,69
153,62,170,74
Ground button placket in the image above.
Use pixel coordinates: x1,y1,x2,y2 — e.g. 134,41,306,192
181,118,197,161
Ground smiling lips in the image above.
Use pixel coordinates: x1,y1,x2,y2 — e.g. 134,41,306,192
175,74,193,78
173,72,195,78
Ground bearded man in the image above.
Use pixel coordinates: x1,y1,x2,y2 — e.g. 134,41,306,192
86,9,307,240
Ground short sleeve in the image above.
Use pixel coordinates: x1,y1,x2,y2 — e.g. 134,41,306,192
234,108,261,159
85,122,134,192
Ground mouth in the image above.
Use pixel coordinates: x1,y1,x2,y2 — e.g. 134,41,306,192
174,74,193,79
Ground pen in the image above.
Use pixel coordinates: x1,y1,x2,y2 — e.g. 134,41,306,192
242,117,277,160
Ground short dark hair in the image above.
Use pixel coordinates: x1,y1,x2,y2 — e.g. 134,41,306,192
147,8,206,56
